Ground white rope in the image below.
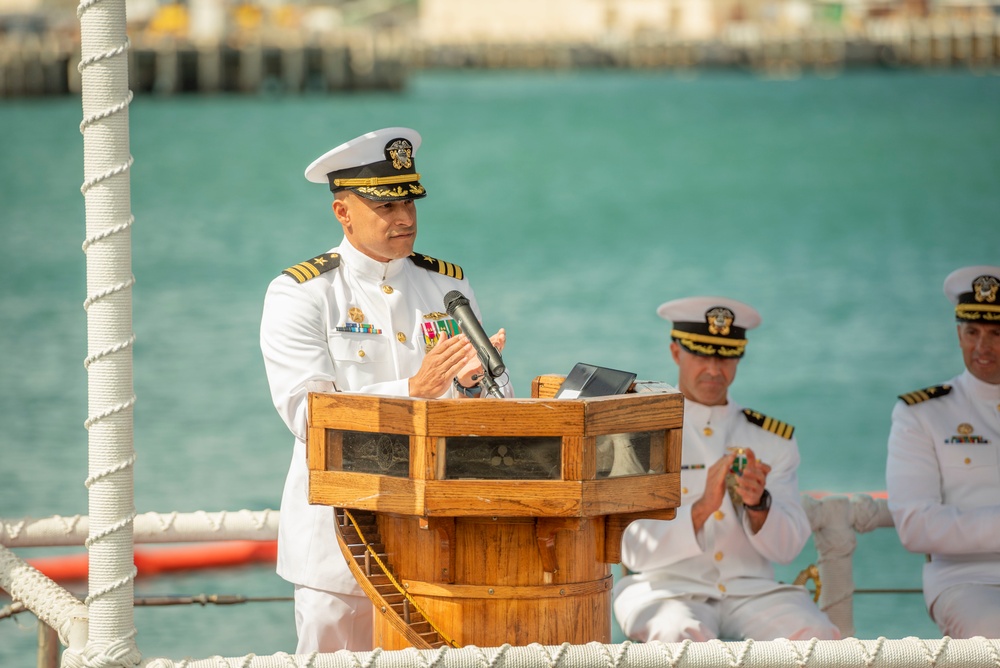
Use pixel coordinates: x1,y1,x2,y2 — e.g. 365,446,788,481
0,510,280,548
82,214,134,253
135,638,1000,668
77,0,139,658
802,494,896,638
0,544,88,646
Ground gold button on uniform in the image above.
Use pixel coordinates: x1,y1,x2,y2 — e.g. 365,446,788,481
714,551,724,561
382,285,394,294
396,332,407,343
703,427,713,436
717,584,726,593
965,457,972,465
713,510,725,521
357,350,366,358
682,487,689,495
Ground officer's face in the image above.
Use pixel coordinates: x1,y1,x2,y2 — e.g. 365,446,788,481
670,343,739,406
957,322,1000,385
334,192,417,262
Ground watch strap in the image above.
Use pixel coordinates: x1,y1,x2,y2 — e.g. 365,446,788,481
744,488,771,512
453,377,483,398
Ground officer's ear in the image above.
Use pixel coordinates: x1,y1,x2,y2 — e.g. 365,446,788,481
332,195,351,231
669,341,682,366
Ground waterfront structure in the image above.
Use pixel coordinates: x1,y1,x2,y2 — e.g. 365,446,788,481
1,0,999,97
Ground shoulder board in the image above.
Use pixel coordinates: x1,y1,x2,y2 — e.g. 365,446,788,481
409,252,464,280
898,384,952,406
282,252,341,284
742,408,795,440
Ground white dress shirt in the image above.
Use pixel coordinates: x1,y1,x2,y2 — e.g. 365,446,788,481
886,370,1000,609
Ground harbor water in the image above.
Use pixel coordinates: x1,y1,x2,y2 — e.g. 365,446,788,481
1,69,998,661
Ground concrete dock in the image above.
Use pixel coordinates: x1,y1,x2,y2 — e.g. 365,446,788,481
1,18,998,98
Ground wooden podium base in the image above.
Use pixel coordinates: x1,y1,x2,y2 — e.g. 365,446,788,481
374,514,612,649
315,379,684,649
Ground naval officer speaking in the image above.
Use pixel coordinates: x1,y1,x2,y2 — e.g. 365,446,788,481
260,127,511,654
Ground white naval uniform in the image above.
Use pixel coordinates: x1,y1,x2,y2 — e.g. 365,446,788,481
260,238,500,648
613,398,838,641
886,370,1000,637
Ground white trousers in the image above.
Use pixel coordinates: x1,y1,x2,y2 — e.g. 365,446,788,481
293,585,374,653
931,583,1000,638
621,589,842,642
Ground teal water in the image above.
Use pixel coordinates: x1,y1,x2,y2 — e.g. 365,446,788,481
2,69,999,661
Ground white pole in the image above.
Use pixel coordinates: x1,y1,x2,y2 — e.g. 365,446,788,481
77,0,139,660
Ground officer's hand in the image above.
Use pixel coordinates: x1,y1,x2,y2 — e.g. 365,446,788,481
455,328,506,388
408,334,476,398
698,453,736,513
736,448,771,508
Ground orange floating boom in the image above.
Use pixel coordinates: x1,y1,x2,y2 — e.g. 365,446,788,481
25,540,278,582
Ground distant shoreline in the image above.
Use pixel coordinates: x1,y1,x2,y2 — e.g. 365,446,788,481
2,19,998,98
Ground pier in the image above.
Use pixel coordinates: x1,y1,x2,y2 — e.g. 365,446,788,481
0,31,408,97
1,17,999,98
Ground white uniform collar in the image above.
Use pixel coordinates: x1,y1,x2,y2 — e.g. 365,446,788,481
958,369,1000,401
684,396,737,426
338,236,408,282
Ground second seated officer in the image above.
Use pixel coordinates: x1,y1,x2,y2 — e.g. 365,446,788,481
260,127,510,653
613,296,840,641
886,265,1000,638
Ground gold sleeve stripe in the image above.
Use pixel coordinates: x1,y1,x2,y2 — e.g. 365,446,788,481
443,261,463,280
900,390,929,405
899,384,952,405
762,416,794,439
409,253,464,280
333,173,421,187
282,253,341,284
743,409,795,439
283,265,310,283
297,262,321,279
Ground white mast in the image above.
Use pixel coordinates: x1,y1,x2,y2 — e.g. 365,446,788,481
78,0,140,660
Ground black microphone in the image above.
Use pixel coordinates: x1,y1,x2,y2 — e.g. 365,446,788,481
444,290,505,378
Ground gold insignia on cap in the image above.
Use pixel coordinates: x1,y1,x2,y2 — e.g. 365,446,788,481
386,139,414,170
706,307,735,336
973,275,999,303
348,307,365,324
957,423,974,436
355,183,425,199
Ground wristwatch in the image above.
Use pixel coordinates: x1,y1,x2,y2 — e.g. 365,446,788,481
453,377,483,398
743,489,771,512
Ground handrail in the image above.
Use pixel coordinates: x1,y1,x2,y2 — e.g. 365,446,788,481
800,492,895,637
0,509,279,548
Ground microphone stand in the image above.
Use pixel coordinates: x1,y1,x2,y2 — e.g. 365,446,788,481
479,369,504,399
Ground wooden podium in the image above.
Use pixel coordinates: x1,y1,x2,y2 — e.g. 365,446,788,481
306,375,684,649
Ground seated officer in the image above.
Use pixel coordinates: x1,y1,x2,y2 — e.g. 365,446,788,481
886,265,1000,638
613,296,840,642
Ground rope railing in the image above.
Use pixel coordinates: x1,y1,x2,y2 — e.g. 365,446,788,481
0,510,279,548
0,544,88,647
5,497,999,666
136,637,1000,668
